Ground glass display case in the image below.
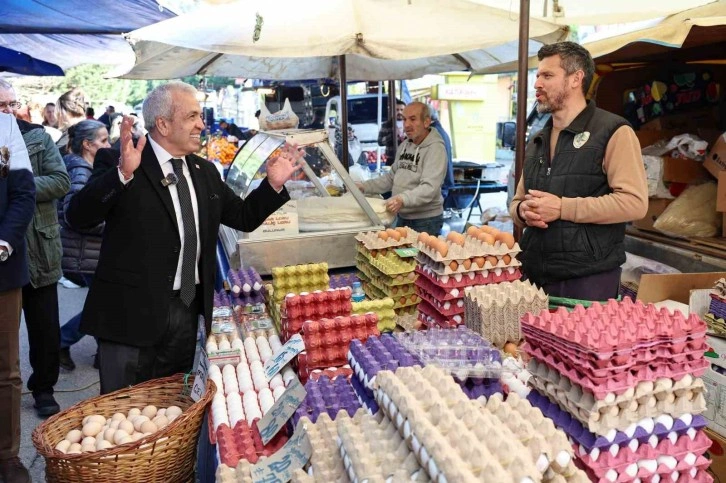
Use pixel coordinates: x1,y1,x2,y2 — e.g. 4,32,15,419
219,129,388,274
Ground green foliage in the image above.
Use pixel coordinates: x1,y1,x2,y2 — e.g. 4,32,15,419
57,64,167,107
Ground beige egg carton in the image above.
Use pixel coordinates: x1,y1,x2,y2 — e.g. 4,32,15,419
215,459,253,483
337,410,429,483
416,237,520,263
297,412,349,482
529,360,707,435
355,228,419,251
417,250,522,276
375,365,543,483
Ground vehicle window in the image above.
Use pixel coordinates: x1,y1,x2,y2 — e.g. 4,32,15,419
347,97,388,124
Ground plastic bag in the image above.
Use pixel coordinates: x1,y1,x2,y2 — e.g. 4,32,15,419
652,182,721,237
258,98,299,131
666,133,709,161
642,155,674,199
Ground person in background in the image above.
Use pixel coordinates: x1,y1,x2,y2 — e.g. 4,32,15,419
57,120,110,371
218,119,245,139
97,105,114,130
0,112,36,483
42,102,56,127
357,101,447,235
85,106,95,120
509,41,648,301
66,81,300,394
304,109,325,130
0,80,70,418
56,87,88,155
378,98,406,166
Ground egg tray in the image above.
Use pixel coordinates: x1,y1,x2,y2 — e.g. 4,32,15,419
348,335,422,392
415,236,520,263
356,255,418,286
414,274,466,302
374,366,552,483
464,280,548,311
349,370,379,415
272,282,331,303
527,390,707,453
524,342,709,399
523,327,708,377
417,299,463,325
228,267,264,295
396,313,422,332
213,291,233,309
578,455,713,483
291,375,361,428
306,366,353,383
416,287,466,317
705,313,726,336
355,229,419,250
394,305,418,316
520,301,708,357
271,262,329,279
296,412,350,483
352,298,395,314
708,294,726,320
528,368,707,436
211,417,288,467
359,250,418,277
417,304,462,329
365,273,417,299
415,265,522,294
361,281,420,310
216,460,254,483
464,299,543,350
576,430,713,479
416,250,522,276
336,410,429,483
459,378,502,400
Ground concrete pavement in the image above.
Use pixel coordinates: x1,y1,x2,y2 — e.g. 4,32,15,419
18,283,100,482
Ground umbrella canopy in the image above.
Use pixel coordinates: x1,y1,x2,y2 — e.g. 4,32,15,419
0,45,64,76
119,0,567,80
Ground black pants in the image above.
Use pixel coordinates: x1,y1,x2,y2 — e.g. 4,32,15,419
542,267,622,302
22,283,60,397
98,288,200,394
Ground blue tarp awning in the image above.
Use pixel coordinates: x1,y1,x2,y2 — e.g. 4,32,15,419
0,45,63,76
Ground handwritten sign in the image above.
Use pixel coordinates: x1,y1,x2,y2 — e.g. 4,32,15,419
190,348,209,402
251,422,312,483
257,376,306,445
264,334,305,381
246,201,299,240
393,247,419,258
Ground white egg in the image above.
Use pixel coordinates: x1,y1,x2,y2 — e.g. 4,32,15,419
244,338,260,362
111,413,126,422
156,408,166,417
141,405,157,419
81,443,96,453
97,439,113,451
166,406,183,418
128,408,141,418
66,430,82,444
103,428,116,443
113,430,130,445
68,443,82,454
82,422,103,437
110,419,121,430
272,386,286,400
140,421,158,434
152,415,169,429
218,339,231,351
232,338,244,350
55,440,71,453
81,436,96,446
269,374,284,390
120,419,136,434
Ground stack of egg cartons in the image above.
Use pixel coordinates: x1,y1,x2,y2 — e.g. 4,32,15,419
351,298,397,332
269,262,330,325
280,287,352,342
355,228,419,315
207,328,296,467
395,326,503,399
705,278,726,336
297,314,379,383
523,299,713,482
290,412,350,482
414,228,521,329
292,375,361,426
464,279,548,348
347,333,422,413
227,267,266,309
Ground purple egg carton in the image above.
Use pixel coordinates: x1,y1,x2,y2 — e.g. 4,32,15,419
709,296,726,320
292,375,361,426
348,336,420,389
350,370,379,414
232,290,266,307
527,390,708,452
228,267,264,295
213,290,232,307
330,272,360,290
459,379,502,399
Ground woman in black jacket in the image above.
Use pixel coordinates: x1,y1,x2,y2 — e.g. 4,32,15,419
57,120,110,370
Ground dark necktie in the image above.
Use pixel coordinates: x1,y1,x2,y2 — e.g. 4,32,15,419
170,158,197,306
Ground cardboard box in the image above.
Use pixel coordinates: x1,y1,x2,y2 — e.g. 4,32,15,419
636,272,726,305
661,155,711,184
706,429,726,480
632,198,673,231
635,129,682,150
719,171,726,213
704,336,726,438
704,133,726,178
723,212,726,238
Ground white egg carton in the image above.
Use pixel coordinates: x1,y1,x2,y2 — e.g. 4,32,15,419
295,412,349,482
355,229,419,250
415,237,520,263
417,250,522,276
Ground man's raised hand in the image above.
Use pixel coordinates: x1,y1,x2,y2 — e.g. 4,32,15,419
267,142,303,191
118,115,146,179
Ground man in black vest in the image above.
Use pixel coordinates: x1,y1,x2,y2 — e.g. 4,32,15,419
509,42,648,301
67,82,300,393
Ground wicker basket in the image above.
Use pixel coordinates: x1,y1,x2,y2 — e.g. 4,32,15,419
32,374,216,483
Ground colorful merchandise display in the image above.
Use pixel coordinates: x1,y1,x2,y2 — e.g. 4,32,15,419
280,287,352,341
705,278,726,335
351,298,397,332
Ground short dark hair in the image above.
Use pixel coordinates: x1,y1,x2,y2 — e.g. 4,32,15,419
395,98,405,106
537,41,595,96
85,107,95,117
45,102,55,108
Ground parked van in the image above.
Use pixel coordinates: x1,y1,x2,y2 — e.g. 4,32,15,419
325,94,389,151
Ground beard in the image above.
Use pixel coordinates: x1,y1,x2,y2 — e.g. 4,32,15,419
536,86,568,114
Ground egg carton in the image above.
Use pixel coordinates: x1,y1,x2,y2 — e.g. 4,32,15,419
414,274,467,302
416,288,466,317
524,343,709,399
294,412,350,482
365,252,417,277
707,295,726,320
213,417,288,467
523,328,708,377
520,300,708,356
527,390,708,453
374,365,550,483
577,430,712,479
462,233,521,256
306,366,354,383
366,274,417,299
292,375,361,427
705,313,726,336
227,267,264,296
215,459,253,483
337,409,429,483
360,281,420,310
581,456,713,483
329,272,359,290
356,255,418,286
397,313,422,332
415,235,520,262
529,367,707,435
355,228,418,250
348,335,421,392
417,252,523,277
211,304,237,335
417,303,462,329
416,264,522,291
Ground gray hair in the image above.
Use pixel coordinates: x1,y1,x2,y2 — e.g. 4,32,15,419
142,81,198,134
408,101,430,122
0,79,14,93
537,41,595,96
68,120,106,155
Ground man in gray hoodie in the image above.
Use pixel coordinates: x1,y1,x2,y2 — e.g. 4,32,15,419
357,101,447,235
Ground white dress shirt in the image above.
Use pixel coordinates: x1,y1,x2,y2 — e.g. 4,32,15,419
0,114,32,256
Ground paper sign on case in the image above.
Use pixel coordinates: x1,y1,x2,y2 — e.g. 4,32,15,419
251,421,312,483
257,376,306,445
264,334,305,381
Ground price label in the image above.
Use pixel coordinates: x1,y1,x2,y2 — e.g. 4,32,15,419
257,376,306,445
251,422,312,483
264,334,305,381
393,247,419,258
190,348,209,402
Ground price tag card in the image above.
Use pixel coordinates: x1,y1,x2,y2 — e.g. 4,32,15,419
190,348,209,402
252,421,312,483
264,334,305,381
393,247,419,258
257,376,306,445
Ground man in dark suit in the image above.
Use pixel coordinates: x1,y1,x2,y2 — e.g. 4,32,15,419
67,82,300,394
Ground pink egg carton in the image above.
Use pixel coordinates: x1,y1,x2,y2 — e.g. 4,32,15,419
415,274,464,301
354,229,419,250
415,236,520,262
579,430,712,478
582,452,712,483
523,342,709,397
417,299,463,328
416,286,465,317
521,300,707,355
524,328,707,375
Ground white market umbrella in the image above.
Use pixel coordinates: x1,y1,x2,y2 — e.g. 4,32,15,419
118,0,567,80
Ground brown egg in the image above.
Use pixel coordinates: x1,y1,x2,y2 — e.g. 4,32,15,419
446,232,465,247
503,342,519,356
497,232,515,249
378,232,389,241
478,233,495,245
449,260,459,271
485,256,498,267
387,228,401,241
395,227,408,237
418,233,429,244
399,296,407,305
463,259,472,270
473,256,485,268
466,226,479,237
370,249,378,258
502,254,512,264
391,286,399,295
437,241,449,257
479,225,495,235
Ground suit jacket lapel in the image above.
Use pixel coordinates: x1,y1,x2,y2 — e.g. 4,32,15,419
139,138,179,233
186,155,209,249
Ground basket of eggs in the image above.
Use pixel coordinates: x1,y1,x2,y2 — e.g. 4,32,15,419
32,374,216,483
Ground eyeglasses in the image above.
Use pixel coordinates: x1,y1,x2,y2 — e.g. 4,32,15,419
0,101,21,110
